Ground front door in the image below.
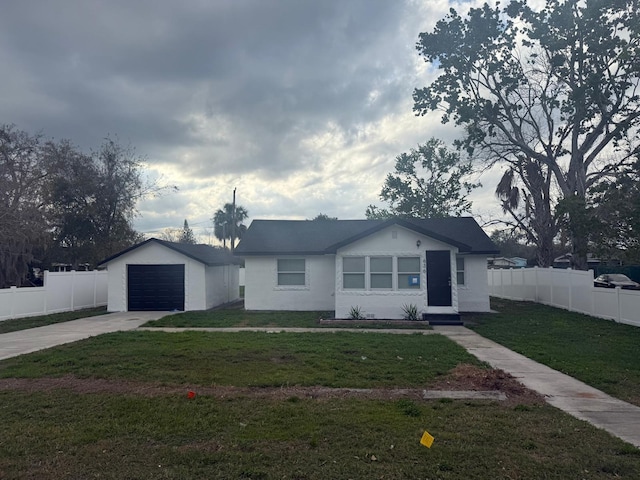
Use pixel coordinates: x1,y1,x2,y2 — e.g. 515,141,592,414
426,250,452,307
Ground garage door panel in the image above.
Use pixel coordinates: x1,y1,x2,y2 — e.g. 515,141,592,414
127,264,185,311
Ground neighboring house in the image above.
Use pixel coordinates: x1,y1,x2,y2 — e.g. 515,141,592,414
489,256,527,268
50,263,91,272
98,238,242,312
234,217,499,319
553,253,601,269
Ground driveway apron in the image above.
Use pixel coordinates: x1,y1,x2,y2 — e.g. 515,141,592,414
0,311,170,361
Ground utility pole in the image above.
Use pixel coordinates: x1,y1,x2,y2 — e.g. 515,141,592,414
231,187,236,252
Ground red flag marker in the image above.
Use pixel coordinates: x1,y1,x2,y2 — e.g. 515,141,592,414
187,391,196,399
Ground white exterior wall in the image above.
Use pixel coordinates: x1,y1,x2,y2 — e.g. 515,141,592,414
205,264,240,308
457,255,491,312
244,255,335,311
105,242,207,312
335,225,459,319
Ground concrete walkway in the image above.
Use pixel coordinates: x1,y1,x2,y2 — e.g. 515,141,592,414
433,325,640,448
0,311,170,361
1,319,639,448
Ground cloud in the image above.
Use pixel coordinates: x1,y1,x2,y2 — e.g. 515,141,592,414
0,0,502,244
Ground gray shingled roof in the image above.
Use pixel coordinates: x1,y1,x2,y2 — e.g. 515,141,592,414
98,238,243,266
234,217,499,256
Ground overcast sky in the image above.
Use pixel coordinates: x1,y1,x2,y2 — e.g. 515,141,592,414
1,0,504,243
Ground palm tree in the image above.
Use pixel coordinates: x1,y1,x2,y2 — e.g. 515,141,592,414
212,203,248,250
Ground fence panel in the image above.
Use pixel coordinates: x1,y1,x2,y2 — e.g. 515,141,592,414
0,271,108,321
488,267,640,327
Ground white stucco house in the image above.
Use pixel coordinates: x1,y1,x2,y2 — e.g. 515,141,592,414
98,238,242,312
234,217,499,320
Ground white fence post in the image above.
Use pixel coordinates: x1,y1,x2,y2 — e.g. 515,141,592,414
70,270,76,311
10,286,17,318
93,271,98,306
43,270,49,314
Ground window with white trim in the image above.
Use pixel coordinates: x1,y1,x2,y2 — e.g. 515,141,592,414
398,256,421,289
277,258,305,286
343,256,365,289
370,256,392,289
456,256,465,285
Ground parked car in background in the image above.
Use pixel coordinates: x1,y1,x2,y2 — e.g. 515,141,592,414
593,274,640,290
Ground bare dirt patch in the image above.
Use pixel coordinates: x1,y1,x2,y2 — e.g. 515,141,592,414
430,364,546,406
0,364,544,406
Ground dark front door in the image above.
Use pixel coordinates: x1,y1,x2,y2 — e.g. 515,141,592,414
127,264,185,311
426,250,452,307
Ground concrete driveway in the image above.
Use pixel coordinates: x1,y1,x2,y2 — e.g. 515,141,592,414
0,311,170,361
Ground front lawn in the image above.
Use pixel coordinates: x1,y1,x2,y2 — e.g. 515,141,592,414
1,390,638,479
0,331,475,387
469,297,640,406
0,330,638,478
0,307,108,334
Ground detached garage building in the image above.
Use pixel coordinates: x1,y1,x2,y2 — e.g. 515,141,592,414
98,238,242,312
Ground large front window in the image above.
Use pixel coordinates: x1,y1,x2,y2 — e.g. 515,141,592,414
277,259,305,286
342,255,421,290
370,256,392,289
343,256,365,289
398,256,421,289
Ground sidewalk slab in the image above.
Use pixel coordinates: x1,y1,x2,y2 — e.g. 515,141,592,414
434,326,640,448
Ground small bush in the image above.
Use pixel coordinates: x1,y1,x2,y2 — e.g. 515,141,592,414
402,303,419,321
348,306,365,320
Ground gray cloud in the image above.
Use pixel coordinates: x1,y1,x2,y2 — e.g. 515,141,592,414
0,0,498,241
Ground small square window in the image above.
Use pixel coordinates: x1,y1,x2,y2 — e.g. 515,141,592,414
277,259,305,286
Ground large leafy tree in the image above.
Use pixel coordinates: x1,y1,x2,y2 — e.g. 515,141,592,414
495,159,558,266
213,203,248,250
44,137,144,267
0,125,48,287
414,0,640,269
366,138,479,219
586,160,640,263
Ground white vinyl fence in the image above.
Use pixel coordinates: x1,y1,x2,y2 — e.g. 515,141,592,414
488,267,640,327
0,270,108,321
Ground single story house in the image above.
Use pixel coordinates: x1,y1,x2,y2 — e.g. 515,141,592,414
234,217,499,319
98,238,242,312
554,253,601,269
489,256,528,268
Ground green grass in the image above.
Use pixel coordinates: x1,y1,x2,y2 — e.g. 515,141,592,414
1,328,639,478
0,331,477,388
143,309,432,329
468,297,640,406
0,307,108,334
0,391,638,479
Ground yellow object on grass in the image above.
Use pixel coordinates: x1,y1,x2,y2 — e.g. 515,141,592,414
420,430,434,448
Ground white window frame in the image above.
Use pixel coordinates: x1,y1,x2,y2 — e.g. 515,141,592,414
456,255,465,286
397,256,421,290
343,256,366,290
341,255,422,292
277,258,306,287
370,256,393,289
